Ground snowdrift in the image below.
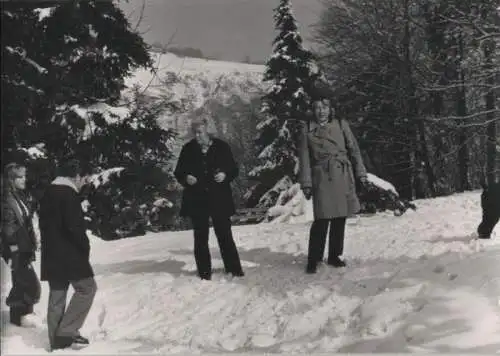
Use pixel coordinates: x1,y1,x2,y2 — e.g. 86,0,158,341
265,173,416,224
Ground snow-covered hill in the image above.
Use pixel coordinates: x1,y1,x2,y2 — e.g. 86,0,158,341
2,191,499,354
124,52,266,138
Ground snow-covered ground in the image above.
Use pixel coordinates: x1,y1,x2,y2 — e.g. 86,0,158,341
1,191,499,354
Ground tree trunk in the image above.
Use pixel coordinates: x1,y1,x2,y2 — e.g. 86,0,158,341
403,0,419,199
484,39,497,187
417,119,437,196
456,31,471,191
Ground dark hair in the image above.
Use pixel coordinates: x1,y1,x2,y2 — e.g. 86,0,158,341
309,81,334,103
57,159,84,178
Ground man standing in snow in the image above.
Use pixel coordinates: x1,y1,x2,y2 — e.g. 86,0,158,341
39,159,97,351
174,118,244,280
298,86,368,274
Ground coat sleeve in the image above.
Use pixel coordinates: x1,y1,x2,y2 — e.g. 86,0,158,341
222,141,239,183
298,124,313,188
174,145,189,187
1,201,19,246
342,120,367,180
62,192,90,256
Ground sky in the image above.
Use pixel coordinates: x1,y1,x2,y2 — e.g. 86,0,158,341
118,0,325,63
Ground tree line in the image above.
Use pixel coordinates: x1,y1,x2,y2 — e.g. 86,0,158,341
2,0,498,239
247,0,499,208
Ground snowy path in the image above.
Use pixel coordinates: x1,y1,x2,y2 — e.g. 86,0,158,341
1,191,499,354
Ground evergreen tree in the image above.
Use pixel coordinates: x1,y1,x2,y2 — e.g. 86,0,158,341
1,1,177,238
246,0,320,208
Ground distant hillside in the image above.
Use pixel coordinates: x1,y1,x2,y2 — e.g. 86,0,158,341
125,52,267,138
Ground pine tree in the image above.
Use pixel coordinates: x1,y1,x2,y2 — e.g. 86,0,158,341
1,1,177,238
246,0,320,208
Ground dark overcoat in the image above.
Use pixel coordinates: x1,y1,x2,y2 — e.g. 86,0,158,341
39,178,94,282
1,190,37,260
174,138,238,218
299,119,367,219
2,189,41,308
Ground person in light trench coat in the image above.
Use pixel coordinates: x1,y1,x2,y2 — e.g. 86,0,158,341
299,95,368,274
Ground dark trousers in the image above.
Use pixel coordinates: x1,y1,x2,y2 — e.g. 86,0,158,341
478,189,500,238
6,253,41,323
190,214,243,279
307,217,346,266
47,278,97,347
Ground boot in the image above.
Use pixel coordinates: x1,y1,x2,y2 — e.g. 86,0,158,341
9,308,21,326
327,256,346,268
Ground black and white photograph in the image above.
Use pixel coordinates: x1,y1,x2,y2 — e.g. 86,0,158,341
1,0,499,353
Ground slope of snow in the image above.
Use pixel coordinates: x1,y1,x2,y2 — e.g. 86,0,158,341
2,191,499,354
124,52,266,137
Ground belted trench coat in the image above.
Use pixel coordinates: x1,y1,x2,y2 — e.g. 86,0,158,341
298,119,367,219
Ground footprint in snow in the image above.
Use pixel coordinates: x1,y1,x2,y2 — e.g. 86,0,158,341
432,265,445,274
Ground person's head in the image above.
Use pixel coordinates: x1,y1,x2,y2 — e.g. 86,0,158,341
3,163,27,193
57,159,87,191
312,98,334,124
191,117,211,146
310,82,335,124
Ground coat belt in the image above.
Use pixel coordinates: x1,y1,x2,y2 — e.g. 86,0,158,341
314,153,351,180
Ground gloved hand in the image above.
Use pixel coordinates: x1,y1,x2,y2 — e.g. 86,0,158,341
302,187,313,200
359,176,370,189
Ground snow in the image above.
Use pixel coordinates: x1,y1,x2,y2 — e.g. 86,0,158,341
266,183,312,224
69,103,130,139
71,103,130,124
5,46,48,74
123,52,266,136
152,198,173,209
265,172,400,224
33,7,54,22
126,52,264,93
367,173,398,196
1,191,500,353
87,167,125,189
20,144,46,159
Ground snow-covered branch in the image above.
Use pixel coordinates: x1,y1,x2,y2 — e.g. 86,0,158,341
5,46,47,74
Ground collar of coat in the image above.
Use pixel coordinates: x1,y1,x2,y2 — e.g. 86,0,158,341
51,176,79,193
192,136,219,149
5,190,30,223
308,119,345,133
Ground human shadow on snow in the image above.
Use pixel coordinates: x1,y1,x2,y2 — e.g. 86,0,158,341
92,258,189,278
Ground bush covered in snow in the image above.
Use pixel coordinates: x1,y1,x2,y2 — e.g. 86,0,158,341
357,174,417,216
265,173,416,223
81,165,176,240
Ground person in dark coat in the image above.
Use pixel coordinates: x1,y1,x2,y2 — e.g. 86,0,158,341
174,118,244,280
39,159,97,351
1,163,41,327
477,181,500,239
299,89,368,274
